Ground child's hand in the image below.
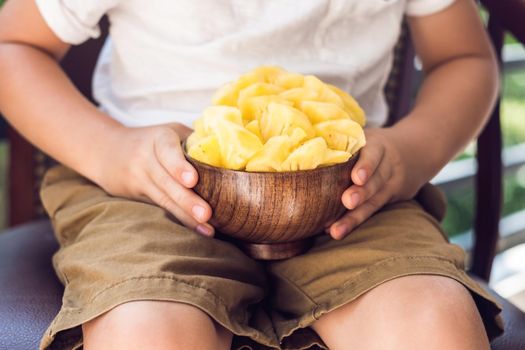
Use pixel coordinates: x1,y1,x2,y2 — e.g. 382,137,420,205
326,128,423,240
94,123,215,237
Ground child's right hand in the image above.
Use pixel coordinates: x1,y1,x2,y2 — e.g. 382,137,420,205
0,0,214,237
93,123,215,237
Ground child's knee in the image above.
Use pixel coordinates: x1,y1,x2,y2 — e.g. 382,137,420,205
313,275,489,350
392,276,481,325
347,275,480,329
389,275,489,349
82,300,232,350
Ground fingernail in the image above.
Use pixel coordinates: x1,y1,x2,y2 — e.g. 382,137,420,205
357,169,367,183
182,171,194,185
196,224,213,237
192,205,206,221
334,224,346,239
351,192,360,207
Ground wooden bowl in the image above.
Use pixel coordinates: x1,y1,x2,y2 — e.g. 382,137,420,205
184,148,358,260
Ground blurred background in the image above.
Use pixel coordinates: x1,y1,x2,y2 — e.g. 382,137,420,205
429,27,525,310
0,0,523,308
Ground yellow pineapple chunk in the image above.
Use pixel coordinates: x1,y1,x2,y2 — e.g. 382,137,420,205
237,83,284,106
245,119,263,141
303,76,344,106
201,106,243,135
211,82,238,106
274,72,304,89
216,120,264,170
190,66,366,171
288,127,308,146
314,119,366,154
281,137,328,171
299,101,351,124
252,66,286,84
302,75,326,90
322,148,352,166
326,84,366,126
245,135,292,172
212,71,265,106
259,103,315,142
239,95,292,122
187,134,222,167
279,87,321,107
249,65,304,87
192,119,206,136
185,132,201,150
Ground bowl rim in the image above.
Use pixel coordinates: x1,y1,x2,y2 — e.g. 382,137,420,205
182,140,360,176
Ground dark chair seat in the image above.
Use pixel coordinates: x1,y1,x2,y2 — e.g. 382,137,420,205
1,221,524,350
488,288,525,349
0,221,62,350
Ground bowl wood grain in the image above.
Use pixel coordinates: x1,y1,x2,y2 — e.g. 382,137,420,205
184,146,358,259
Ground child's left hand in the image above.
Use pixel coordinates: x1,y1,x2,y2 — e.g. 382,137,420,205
324,0,499,241
326,128,423,240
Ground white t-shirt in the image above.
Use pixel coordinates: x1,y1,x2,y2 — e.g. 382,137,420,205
36,0,455,128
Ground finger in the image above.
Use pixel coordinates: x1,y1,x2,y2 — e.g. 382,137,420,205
329,190,391,240
342,158,392,210
323,219,336,234
148,161,213,224
351,140,385,186
154,128,199,188
141,181,215,237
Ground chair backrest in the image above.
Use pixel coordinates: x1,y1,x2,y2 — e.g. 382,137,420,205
2,12,512,282
475,0,525,282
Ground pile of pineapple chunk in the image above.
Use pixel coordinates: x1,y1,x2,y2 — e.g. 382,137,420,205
186,66,366,172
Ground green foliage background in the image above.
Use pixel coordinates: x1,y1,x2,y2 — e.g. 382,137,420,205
442,64,525,236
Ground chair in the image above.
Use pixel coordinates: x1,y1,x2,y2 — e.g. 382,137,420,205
1,4,525,349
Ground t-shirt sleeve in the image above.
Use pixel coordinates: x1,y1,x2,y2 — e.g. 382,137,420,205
35,0,119,44
405,0,456,17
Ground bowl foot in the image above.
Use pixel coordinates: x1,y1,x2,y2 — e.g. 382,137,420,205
241,239,313,260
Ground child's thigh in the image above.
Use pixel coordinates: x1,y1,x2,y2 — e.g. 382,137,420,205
39,165,269,350
266,199,503,349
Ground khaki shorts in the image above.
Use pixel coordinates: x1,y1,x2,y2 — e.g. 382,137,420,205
39,165,503,350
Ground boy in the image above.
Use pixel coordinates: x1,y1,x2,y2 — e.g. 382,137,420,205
0,0,504,349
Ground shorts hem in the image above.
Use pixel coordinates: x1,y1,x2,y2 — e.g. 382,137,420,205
276,255,504,345
41,275,280,350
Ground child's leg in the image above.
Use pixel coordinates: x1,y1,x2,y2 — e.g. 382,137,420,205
82,301,232,350
311,275,489,350
266,190,503,350
39,166,279,350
